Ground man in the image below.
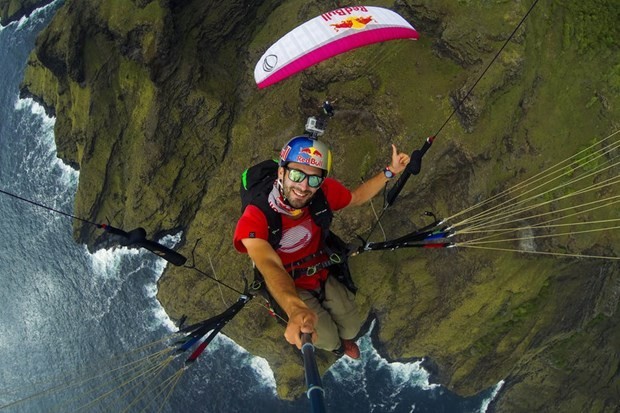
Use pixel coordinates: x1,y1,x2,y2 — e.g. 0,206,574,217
234,136,410,358
322,100,336,117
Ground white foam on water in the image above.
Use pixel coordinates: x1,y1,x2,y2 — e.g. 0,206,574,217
12,97,78,218
215,334,278,395
15,0,63,31
142,232,183,332
479,380,504,412
329,320,438,392
89,245,139,279
141,231,276,393
385,357,438,391
248,355,278,394
2,14,28,31
160,232,183,248
83,246,137,323
144,256,177,332
17,97,76,175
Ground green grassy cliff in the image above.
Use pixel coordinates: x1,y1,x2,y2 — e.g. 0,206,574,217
19,0,619,410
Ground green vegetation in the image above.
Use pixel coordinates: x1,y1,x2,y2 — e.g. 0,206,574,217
556,0,620,55
98,0,165,36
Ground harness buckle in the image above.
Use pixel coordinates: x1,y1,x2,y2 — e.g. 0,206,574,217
329,253,342,263
250,280,263,291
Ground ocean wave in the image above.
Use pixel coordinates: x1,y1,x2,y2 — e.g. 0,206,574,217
329,320,437,392
159,232,183,248
479,380,504,413
144,270,177,332
248,355,278,395
0,14,27,31
145,232,183,332
87,231,182,331
215,334,278,395
89,245,139,279
11,97,78,212
141,231,280,393
14,0,63,32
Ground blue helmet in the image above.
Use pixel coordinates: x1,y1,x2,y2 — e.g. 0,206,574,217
279,136,332,176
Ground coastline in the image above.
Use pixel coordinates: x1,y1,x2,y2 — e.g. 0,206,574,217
9,0,620,409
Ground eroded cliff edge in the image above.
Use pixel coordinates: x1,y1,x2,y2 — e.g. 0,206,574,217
17,0,620,410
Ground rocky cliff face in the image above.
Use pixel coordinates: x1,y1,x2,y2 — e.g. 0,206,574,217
18,0,619,410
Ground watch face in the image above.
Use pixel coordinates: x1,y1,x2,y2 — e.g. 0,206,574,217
384,168,394,178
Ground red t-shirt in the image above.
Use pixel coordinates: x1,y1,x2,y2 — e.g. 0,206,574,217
233,178,352,290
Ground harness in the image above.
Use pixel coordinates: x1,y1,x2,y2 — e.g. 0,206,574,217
248,185,349,279
240,160,357,323
248,224,357,325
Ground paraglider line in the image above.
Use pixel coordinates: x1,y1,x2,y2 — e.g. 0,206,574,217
446,130,620,223
0,187,98,226
138,369,184,413
458,197,620,239
460,225,620,246
458,173,620,233
184,238,247,296
452,144,620,230
433,0,541,139
456,244,620,260
0,187,188,266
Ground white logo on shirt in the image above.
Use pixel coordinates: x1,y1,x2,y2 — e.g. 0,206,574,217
279,218,312,254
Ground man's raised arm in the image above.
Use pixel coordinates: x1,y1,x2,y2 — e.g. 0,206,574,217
242,237,318,349
348,144,411,207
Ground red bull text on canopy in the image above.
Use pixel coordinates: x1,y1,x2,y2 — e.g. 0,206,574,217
321,6,370,21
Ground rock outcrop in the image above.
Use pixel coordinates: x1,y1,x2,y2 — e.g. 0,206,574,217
18,0,620,410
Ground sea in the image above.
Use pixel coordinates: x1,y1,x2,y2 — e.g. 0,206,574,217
0,3,501,412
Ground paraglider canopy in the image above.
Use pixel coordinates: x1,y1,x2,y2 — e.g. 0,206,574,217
254,6,419,89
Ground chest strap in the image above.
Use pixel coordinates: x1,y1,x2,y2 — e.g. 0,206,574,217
289,253,343,279
284,249,326,271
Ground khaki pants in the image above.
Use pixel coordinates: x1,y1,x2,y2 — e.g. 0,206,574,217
297,275,361,351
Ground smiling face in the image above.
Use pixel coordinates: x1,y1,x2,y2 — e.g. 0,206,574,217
278,162,324,209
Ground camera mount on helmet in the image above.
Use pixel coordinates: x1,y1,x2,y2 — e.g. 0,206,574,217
305,116,326,139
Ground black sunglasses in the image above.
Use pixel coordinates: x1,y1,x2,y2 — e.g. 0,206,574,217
286,167,324,188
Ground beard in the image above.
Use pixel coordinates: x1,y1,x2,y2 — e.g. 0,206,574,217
282,181,314,209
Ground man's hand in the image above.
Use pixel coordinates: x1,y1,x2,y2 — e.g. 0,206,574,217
389,143,411,175
285,304,318,349
348,144,412,207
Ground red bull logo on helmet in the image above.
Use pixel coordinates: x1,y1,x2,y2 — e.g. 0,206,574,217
299,147,323,157
296,146,324,168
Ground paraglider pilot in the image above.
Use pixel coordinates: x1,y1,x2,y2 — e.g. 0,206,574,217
234,136,410,358
321,99,336,117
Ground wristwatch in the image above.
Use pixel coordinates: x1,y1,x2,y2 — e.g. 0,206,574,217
383,166,395,179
